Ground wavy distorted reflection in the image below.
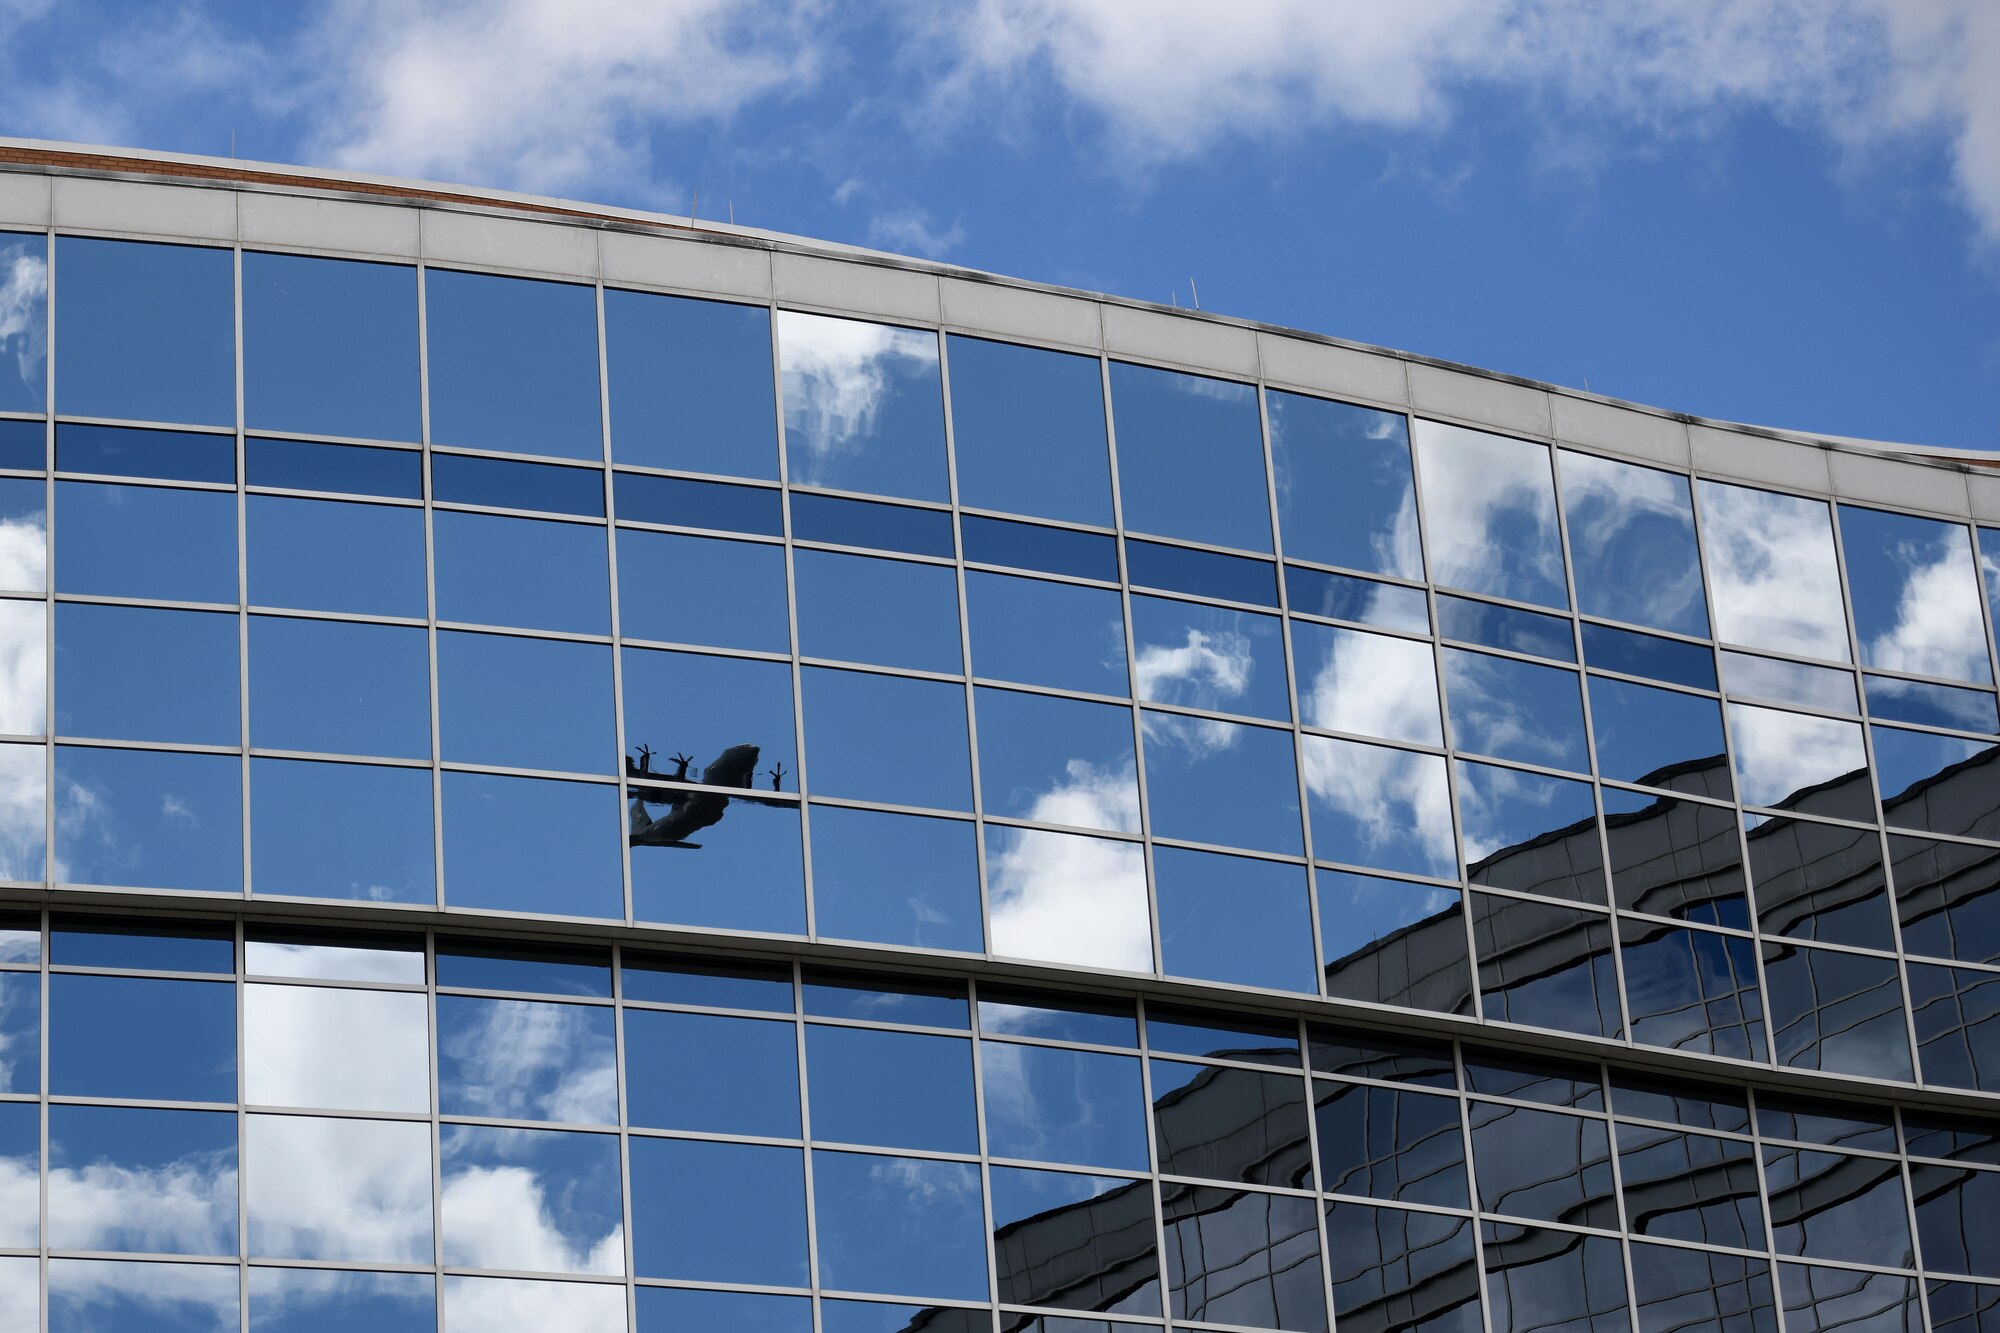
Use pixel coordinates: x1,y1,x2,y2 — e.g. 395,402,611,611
986,825,1151,971
1698,482,1849,662
0,238,46,402
1727,705,1871,819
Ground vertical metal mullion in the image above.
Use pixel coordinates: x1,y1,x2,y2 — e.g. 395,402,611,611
1451,1036,1501,1333
1892,1105,1935,1333
595,270,635,934
38,224,53,1333
232,915,248,1332
1133,995,1174,1327
1596,1056,1643,1333
936,334,993,961
964,977,1001,1330
609,942,636,1333
416,245,446,914
426,928,446,1328
790,960,823,1333
35,908,45,1333
1292,1013,1339,1330
769,289,815,942
1744,1086,1793,1333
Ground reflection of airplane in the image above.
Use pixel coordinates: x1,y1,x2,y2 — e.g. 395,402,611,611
626,743,762,849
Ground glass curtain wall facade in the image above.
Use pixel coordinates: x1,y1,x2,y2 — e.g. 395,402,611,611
0,160,1991,1331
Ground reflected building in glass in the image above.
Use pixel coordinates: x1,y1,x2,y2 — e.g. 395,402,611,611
0,141,1992,1331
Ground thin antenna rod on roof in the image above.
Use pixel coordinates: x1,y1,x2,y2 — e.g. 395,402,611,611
230,131,236,159
729,200,735,225
690,190,698,222
1170,290,1179,308
1189,278,1200,310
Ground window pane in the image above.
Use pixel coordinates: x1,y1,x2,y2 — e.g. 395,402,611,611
249,616,430,759
1765,1146,1912,1266
1762,942,1912,1080
947,334,1109,525
55,745,241,891
1152,1057,1312,1188
1907,961,2000,1092
1155,845,1314,992
57,480,236,602
962,513,1116,581
1727,704,1873,821
0,420,37,472
250,759,434,904
615,528,790,652
248,1269,435,1331
1127,538,1278,606
1109,362,1269,552
1722,650,1858,713
809,805,981,951
1438,594,1574,662
442,1276,624,1333
606,289,776,478
245,982,428,1113
246,437,422,499
437,993,617,1123
439,771,623,918
433,511,609,634
1629,1246,1775,1333
1911,1162,2000,1279
1582,622,1717,691
624,1010,800,1136
779,310,945,501
50,974,235,1100
804,970,967,1027
1310,1026,1455,1086
437,937,611,997
1699,481,1849,661
0,1103,33,1244
56,422,234,484
1287,566,1430,634
1873,726,2000,838
1160,1182,1327,1332
438,631,613,774
807,1025,976,1153
1617,920,1767,1061
636,1289,810,1332
243,251,419,441
1318,869,1474,1015
1560,450,1709,637
629,1137,807,1285
1470,1100,1616,1226
1315,1081,1467,1207
615,470,782,535
57,237,233,426
440,1124,623,1274
1864,675,1998,734
1142,712,1301,855
245,1114,433,1264
1472,894,1620,1038
1481,1223,1627,1333
975,687,1138,832
1890,833,2000,966
1325,1202,1482,1333
1744,815,1894,949
1268,391,1418,579
0,974,37,1092
1588,676,1731,797
433,453,603,517
1841,506,1990,683
57,603,238,745
622,951,792,1010
1779,1265,1917,1333
1442,648,1588,772
1414,421,1565,609
426,269,600,459
981,1041,1147,1170
800,667,971,811
50,1257,237,1331
1148,1007,1300,1065
0,233,45,414
1457,759,1605,904
0,478,44,595
0,601,43,735
984,824,1152,972
793,491,954,558
794,548,962,672
966,570,1127,696
631,792,803,934
1131,594,1288,721
1302,735,1455,879
49,1105,235,1255
244,925,424,984
1292,621,1440,746
980,987,1136,1046
989,1165,1160,1315
622,647,795,791
247,495,426,617
813,1153,989,1299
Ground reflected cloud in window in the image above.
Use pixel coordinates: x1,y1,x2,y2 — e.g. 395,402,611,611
1301,735,1456,881
778,310,945,501
1840,506,1991,684
1698,482,1849,662
1413,421,1566,610
0,235,45,413
985,825,1151,972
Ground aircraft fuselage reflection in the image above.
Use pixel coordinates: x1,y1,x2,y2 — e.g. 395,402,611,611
627,743,763,848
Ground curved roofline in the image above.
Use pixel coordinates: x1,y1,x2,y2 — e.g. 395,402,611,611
1,136,1991,473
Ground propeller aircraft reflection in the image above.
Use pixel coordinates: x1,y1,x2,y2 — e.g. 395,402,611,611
626,743,785,849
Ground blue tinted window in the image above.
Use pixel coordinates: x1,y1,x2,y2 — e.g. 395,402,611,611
433,452,604,517
0,1102,29,1242
49,1104,237,1255
1873,725,1992,827
1438,595,1575,662
1443,648,1589,773
984,824,1152,975
808,1025,975,1152
1416,421,1567,610
1269,391,1420,579
1456,759,1604,904
966,571,1128,696
615,471,783,536
801,668,971,811
247,496,426,617
1866,675,1999,734
981,1041,1147,1170
631,795,804,935
809,805,982,952
625,1009,800,1135
1582,622,1716,690
1560,450,1709,638
56,423,233,483
51,1257,239,1330
433,511,609,634
52,915,232,971
436,993,616,1123
804,970,967,1027
248,1269,436,1332
630,1138,808,1285
606,289,777,478
1761,942,1912,1080
978,986,1135,1046
250,616,430,759
426,269,601,460
961,514,1117,581
948,334,1110,526
990,1165,1161,1314
57,237,233,427
0,421,42,473
621,952,793,1011
0,975,36,1093
56,603,239,745
636,1288,810,1332
250,759,435,904
1301,734,1457,880
794,549,962,673
246,437,421,498
1110,362,1270,552
1291,621,1442,747
1589,676,1731,796
57,480,236,602
1842,506,1990,685
0,480,41,604
975,687,1138,832
439,772,622,919
0,233,45,415
622,647,795,790
1318,869,1473,1015
1156,844,1315,991
780,311,946,501
1143,712,1302,855
1131,594,1289,721
1287,565,1430,634
1147,1006,1300,1064
1619,920,1767,1061
440,1124,622,1273
812,1151,988,1300
1128,538,1278,606
436,937,612,997
439,631,613,774
50,974,235,1100
792,492,954,558
243,251,420,441
54,745,241,891
1728,704,1872,821
616,528,789,652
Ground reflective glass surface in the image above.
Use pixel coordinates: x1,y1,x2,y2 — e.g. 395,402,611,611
57,422,234,484
1109,363,1269,553
437,993,617,1123
250,759,435,903
246,1114,433,1263
432,510,610,634
981,1040,1147,1170
248,1269,436,1331
809,804,981,950
1455,760,1605,904
1841,506,1991,683
247,495,426,617
439,772,623,918
246,436,422,499
622,646,795,791
1318,868,1474,1014
1722,650,1858,713
1890,832,2000,965
244,982,428,1112
1865,675,1999,734
616,528,791,652
243,252,419,442
1131,593,1288,721
1127,538,1278,606
50,973,234,1100
54,745,241,891
1160,1181,1326,1331
1699,482,1850,661
1582,622,1718,691
440,1124,623,1274
779,310,946,501
808,1024,975,1152
0,478,43,594
1414,421,1566,610
0,232,45,414
966,571,1128,696
1745,815,1894,949
606,289,777,478
425,269,601,460
432,452,603,517
984,824,1152,972
1287,566,1430,634
438,630,613,774
792,491,954,558
57,237,233,426
801,667,971,811
56,602,238,744
1141,711,1301,855
1437,594,1575,662
631,791,803,933
1762,942,1913,1079
962,513,1116,581
1481,1222,1629,1333
1619,919,1767,1060
794,548,961,672
49,1103,236,1254
1316,1080,1467,1207
1268,391,1420,579
1302,735,1456,879
630,1137,807,1284
249,615,430,759
50,1256,239,1331
1292,621,1441,746
1154,845,1314,992
949,334,1111,526
1727,704,1873,821
1603,789,1748,926
1325,1201,1482,1333
1442,648,1588,772
1472,894,1621,1037
813,1150,988,1300
1588,676,1731,796
1560,450,1710,637
975,687,1138,832
57,480,236,602
624,1009,799,1136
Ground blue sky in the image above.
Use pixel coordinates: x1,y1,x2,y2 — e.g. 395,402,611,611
3,0,1996,449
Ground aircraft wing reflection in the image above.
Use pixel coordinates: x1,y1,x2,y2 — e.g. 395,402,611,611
627,743,784,849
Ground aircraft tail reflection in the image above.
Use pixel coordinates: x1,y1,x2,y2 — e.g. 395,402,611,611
627,743,785,849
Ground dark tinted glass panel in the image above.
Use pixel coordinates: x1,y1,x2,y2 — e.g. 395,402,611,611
1912,1162,2000,1278
794,548,961,672
247,495,426,617
1302,735,1456,880
1472,893,1620,1037
1618,919,1767,1060
990,1165,1160,1315
1699,481,1848,662
978,987,1135,1046
622,646,795,791
1629,1244,1776,1333
1765,1146,1912,1265
1131,594,1288,721
249,759,435,904
49,1105,236,1255
438,1124,622,1273
1155,846,1314,992
1267,391,1418,579
1317,868,1474,1016
1728,703,1873,821
809,804,981,951
1610,1072,1749,1133
50,1257,238,1330
433,452,603,517
1307,1025,1454,1087
436,937,611,997
1146,1007,1300,1066
621,951,792,1011
52,914,231,971
1142,712,1301,855
1463,1049,1602,1108
438,630,613,774
247,1269,436,1332
605,288,776,479
1561,450,1709,637
56,603,239,745
1456,760,1604,904
1754,1095,1896,1151
636,1289,810,1332
1443,648,1588,771
1286,566,1429,634
57,237,233,426
56,422,233,483
1616,1121,1763,1247
1905,1112,2000,1165
824,1301,990,1333
1744,815,1894,948
981,1041,1147,1170
54,745,241,891
1469,1100,1616,1227
1127,539,1278,606
614,470,783,536
1908,961,2000,1093
1109,362,1269,553
616,528,789,652
249,615,430,759
49,973,234,1100
0,233,44,415
1874,727,2000,838
974,687,1138,832
780,311,945,502
1780,1266,1919,1333
807,1025,975,1152
631,793,803,934
243,923,424,983
1315,1081,1466,1207
1160,1182,1327,1332
801,667,971,811
1582,621,1717,690
813,1151,988,1300
629,1137,808,1284
1894,833,2000,965
1762,942,1913,1080
243,251,420,442
1150,1057,1312,1189
433,510,610,634
961,513,1115,581
426,269,600,460
246,437,421,498
1602,789,1747,927
438,771,623,919
1437,595,1574,662
1324,1201,1481,1333
57,480,236,602
1590,676,1732,796
803,969,967,1027
0,420,40,471
965,570,1127,695
792,491,954,557
1480,1222,1629,1333
1414,421,1565,610
436,994,616,1123
1931,1279,2000,1333
1867,675,1999,734
1291,621,1442,747
948,334,1110,526
1842,506,1990,684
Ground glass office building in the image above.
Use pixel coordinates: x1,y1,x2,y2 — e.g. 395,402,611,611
0,142,1992,1332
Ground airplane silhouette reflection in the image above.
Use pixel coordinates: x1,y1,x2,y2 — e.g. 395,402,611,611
626,743,788,849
